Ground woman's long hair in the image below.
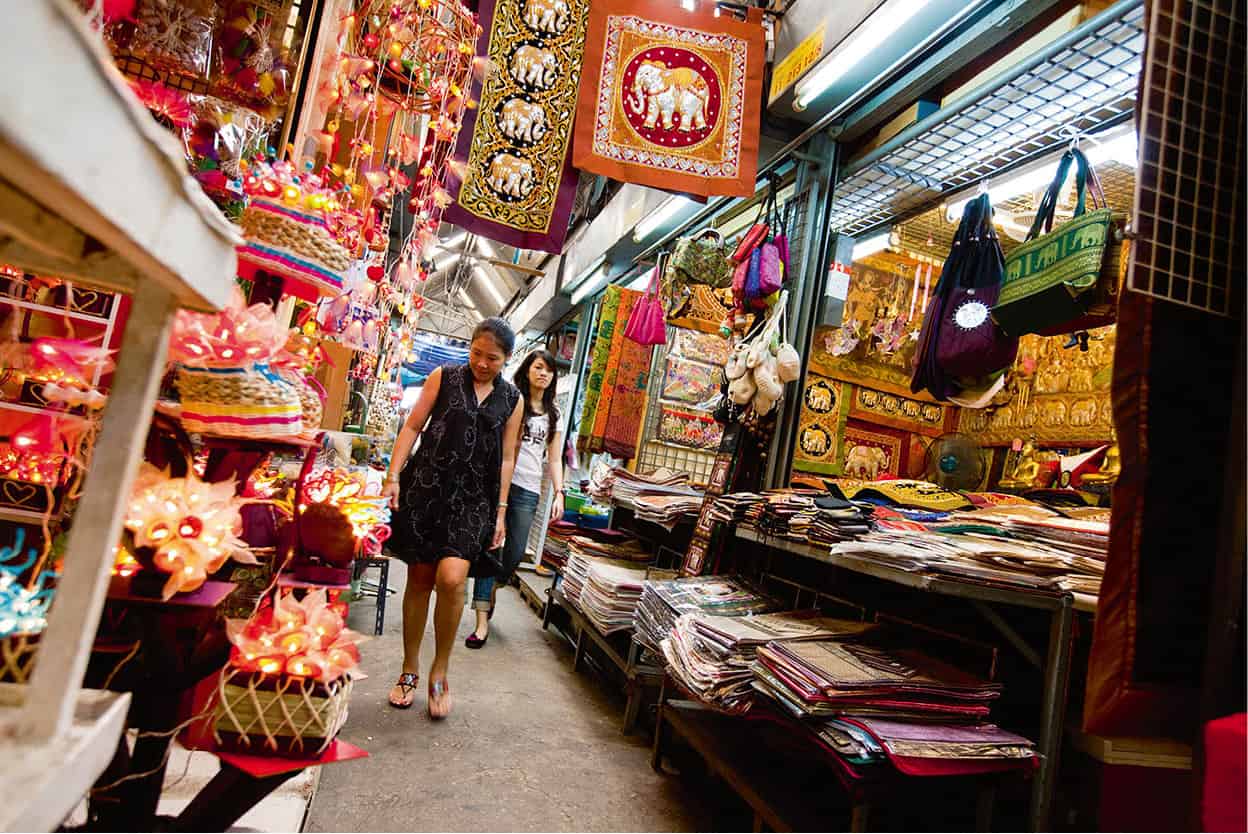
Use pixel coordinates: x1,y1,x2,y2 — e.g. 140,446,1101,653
513,350,560,440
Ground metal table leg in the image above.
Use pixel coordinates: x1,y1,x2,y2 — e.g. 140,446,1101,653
1030,596,1075,832
650,677,668,772
572,626,587,672
374,558,389,636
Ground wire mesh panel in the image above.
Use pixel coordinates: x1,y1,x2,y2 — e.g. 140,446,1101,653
829,0,1145,237
633,183,813,486
1127,0,1244,316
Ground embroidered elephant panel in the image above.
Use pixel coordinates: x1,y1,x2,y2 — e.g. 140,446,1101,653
573,0,764,198
445,0,588,251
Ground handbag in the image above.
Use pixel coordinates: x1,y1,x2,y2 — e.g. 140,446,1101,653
993,147,1125,336
912,194,1018,401
667,229,734,289
623,267,668,346
743,247,763,300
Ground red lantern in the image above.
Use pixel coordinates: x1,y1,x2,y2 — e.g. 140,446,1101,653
366,264,385,282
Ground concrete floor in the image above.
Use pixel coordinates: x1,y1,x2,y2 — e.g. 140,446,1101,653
305,561,712,833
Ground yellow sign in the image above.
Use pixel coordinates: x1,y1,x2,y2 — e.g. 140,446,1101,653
769,23,826,104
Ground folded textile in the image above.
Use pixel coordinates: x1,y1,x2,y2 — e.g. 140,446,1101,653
634,574,780,651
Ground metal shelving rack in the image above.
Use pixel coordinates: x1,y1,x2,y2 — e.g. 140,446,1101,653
827,0,1146,239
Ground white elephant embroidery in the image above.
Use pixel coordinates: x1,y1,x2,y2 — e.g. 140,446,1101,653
523,0,570,35
628,60,711,132
498,98,548,143
510,45,559,90
844,444,888,480
485,153,535,198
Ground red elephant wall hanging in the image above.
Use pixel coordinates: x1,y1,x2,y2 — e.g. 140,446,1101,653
572,0,765,199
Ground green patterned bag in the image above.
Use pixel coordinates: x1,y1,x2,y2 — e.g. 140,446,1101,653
993,148,1124,336
667,229,733,289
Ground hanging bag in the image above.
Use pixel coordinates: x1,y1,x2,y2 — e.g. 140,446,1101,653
934,196,1019,379
992,147,1125,336
623,266,669,346
667,229,734,289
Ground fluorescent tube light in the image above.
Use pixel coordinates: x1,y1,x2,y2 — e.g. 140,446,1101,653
474,236,498,258
438,232,466,251
570,264,610,305
474,264,507,308
944,127,1139,221
794,0,932,110
633,196,694,241
566,254,607,292
851,232,890,261
457,288,478,311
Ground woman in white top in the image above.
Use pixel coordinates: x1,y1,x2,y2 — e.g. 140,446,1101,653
466,349,563,647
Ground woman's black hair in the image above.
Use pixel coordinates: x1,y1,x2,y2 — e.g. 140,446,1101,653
513,349,560,440
471,317,516,355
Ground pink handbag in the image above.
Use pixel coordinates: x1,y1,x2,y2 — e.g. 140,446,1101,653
624,268,668,346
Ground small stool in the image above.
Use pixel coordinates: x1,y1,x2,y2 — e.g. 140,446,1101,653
354,556,394,635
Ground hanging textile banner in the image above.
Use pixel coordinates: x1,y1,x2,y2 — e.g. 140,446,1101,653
444,0,589,254
572,0,765,199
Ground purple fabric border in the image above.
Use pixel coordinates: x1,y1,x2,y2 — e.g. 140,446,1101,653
444,0,580,254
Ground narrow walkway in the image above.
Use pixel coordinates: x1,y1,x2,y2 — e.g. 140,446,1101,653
306,562,710,832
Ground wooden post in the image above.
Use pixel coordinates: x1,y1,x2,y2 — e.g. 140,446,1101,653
18,284,176,741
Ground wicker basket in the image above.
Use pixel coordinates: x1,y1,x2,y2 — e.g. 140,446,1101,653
175,363,303,438
0,634,38,683
237,198,351,299
213,670,352,757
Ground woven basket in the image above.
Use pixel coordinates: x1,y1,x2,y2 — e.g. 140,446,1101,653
175,363,303,438
0,634,37,683
237,198,351,298
214,670,352,757
276,369,324,434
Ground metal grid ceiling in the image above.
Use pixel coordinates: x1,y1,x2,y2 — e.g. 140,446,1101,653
828,0,1145,237
634,186,812,485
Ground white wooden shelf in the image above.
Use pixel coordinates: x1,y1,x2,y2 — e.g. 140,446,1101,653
0,294,113,325
0,683,130,831
0,3,241,826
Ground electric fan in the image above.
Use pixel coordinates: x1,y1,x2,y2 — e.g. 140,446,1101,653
924,433,987,491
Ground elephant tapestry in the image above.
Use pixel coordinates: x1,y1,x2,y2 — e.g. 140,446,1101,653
573,0,765,198
444,0,589,253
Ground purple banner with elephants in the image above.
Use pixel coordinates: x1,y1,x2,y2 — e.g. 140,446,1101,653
444,0,588,254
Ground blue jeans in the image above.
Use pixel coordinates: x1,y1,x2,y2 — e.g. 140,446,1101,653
472,485,539,611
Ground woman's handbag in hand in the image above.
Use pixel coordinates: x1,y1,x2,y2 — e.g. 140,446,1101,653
624,267,669,346
993,147,1125,336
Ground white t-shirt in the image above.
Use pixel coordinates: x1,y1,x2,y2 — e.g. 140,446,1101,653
513,411,550,494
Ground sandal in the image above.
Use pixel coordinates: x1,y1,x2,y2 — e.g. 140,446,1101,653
388,672,419,709
428,678,451,720
465,630,488,649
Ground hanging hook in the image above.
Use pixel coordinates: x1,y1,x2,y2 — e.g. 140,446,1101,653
1058,124,1083,151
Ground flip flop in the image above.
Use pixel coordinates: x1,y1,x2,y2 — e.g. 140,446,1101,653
388,672,419,709
428,678,451,720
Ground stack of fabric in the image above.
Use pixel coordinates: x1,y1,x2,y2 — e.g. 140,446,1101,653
633,493,704,527
709,492,765,526
752,637,1002,722
578,560,649,634
609,468,702,509
828,526,1106,595
541,520,577,571
806,717,1038,774
634,575,780,651
661,612,876,713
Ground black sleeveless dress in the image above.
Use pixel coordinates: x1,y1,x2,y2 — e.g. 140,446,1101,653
389,363,521,576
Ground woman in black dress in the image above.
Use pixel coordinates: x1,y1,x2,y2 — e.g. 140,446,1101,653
382,318,523,718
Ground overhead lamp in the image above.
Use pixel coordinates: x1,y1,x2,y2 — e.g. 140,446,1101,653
633,196,694,241
851,232,890,261
437,232,467,251
474,236,498,259
570,263,611,305
565,254,607,292
944,127,1139,221
474,264,507,308
793,0,932,111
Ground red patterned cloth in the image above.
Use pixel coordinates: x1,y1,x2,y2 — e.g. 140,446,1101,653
573,0,764,198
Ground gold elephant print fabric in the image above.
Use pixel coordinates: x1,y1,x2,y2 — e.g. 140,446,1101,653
444,0,589,252
573,0,765,198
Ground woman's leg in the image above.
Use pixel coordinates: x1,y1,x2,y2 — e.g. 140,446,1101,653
429,556,471,717
501,486,541,582
469,577,493,640
390,562,435,706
